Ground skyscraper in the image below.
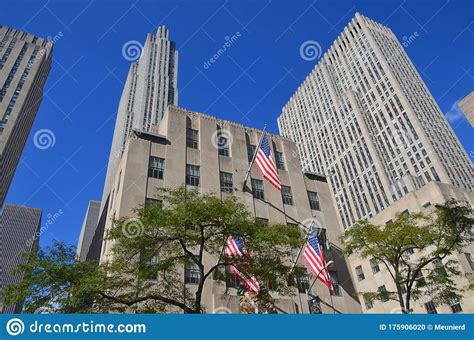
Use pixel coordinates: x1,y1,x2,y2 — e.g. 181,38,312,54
278,13,473,230
458,91,474,127
76,200,101,262
101,26,178,209
0,26,53,207
0,204,42,313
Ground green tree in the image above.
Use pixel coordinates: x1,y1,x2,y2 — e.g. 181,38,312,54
2,187,303,313
340,199,473,313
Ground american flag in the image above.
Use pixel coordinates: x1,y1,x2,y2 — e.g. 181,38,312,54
224,236,260,294
254,134,282,191
303,223,335,294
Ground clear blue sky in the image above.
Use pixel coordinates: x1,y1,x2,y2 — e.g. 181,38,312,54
1,0,473,248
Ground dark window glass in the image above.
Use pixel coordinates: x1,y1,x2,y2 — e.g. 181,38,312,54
275,151,285,170
217,133,230,156
145,198,162,207
363,296,373,310
140,253,159,281
296,271,310,294
378,285,388,302
185,262,201,284
148,157,164,179
247,144,256,163
356,265,365,281
281,185,293,205
307,191,320,210
186,128,199,149
225,265,239,289
425,301,437,314
449,299,462,313
251,179,264,200
330,271,342,296
186,164,200,186
220,172,233,193
370,258,380,274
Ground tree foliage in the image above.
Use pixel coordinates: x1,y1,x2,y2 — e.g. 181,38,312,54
1,187,304,313
340,199,473,313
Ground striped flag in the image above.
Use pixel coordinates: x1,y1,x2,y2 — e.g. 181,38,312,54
254,134,282,191
224,236,260,294
303,223,335,294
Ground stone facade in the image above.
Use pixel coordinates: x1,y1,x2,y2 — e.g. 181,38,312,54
99,105,361,314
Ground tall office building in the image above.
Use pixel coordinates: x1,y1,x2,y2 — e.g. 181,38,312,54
0,26,53,207
99,105,361,313
278,13,473,230
101,26,178,209
0,204,42,313
459,91,474,127
76,200,101,262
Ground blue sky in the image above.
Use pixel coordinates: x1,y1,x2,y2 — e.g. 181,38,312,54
1,0,473,248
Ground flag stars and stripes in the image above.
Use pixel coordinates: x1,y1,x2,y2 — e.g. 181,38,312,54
254,134,282,191
303,223,335,295
224,236,260,294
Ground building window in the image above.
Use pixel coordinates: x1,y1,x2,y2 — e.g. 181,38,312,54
307,191,320,210
449,298,462,313
406,248,414,255
363,296,373,310
465,253,474,271
296,271,310,294
225,265,239,289
425,301,437,314
415,271,426,287
330,271,342,296
148,157,164,179
355,265,365,281
185,262,201,284
433,258,447,277
217,133,230,157
140,253,159,281
378,285,388,302
145,198,162,207
186,164,200,186
220,172,233,193
275,151,285,170
281,185,294,205
247,144,256,163
186,128,199,149
251,179,264,200
370,258,380,274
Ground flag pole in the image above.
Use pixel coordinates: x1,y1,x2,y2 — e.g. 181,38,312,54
242,124,267,189
288,218,313,275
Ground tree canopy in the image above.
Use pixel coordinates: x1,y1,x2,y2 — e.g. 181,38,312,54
2,187,304,313
340,199,473,313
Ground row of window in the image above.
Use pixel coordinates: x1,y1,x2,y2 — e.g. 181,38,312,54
148,156,321,210
186,128,286,170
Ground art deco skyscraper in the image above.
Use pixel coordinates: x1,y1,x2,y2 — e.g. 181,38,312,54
101,26,178,205
0,26,53,207
278,13,473,229
0,204,42,313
